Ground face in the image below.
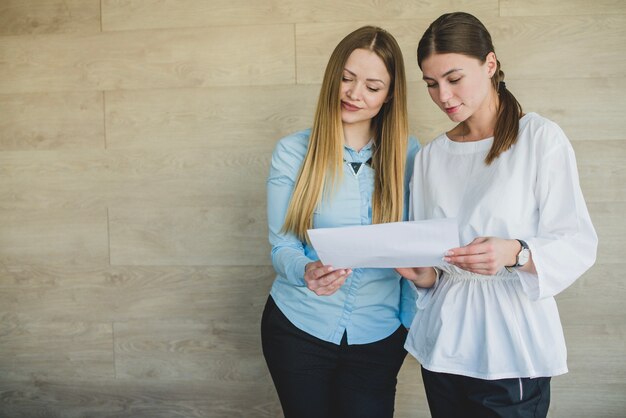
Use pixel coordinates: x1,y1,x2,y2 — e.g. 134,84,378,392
420,52,496,122
340,48,391,129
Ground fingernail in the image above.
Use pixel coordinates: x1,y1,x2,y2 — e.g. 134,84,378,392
444,251,453,256
443,257,450,262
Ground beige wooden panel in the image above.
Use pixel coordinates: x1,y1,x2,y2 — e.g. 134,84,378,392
105,85,317,149
395,358,430,418
588,202,625,265
297,16,626,84
0,91,104,150
563,324,626,384
573,140,626,202
501,0,626,16
550,382,626,418
0,25,294,94
409,78,626,143
109,207,269,266
102,0,497,32
114,318,265,380
0,209,108,266
0,315,113,380
557,264,626,325
0,147,270,210
509,78,626,142
0,378,281,418
0,0,101,36
0,265,275,322
492,16,626,80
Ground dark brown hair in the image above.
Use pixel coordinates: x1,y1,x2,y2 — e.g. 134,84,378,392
417,12,522,164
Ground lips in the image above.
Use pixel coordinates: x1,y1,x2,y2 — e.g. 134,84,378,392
341,101,361,111
445,105,461,114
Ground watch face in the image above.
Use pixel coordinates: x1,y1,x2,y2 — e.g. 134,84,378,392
518,248,530,266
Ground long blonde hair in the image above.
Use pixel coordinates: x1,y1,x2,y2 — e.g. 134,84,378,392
282,26,409,241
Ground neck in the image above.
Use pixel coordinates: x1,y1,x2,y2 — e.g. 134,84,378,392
343,121,373,151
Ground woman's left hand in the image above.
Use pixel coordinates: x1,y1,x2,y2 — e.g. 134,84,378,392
443,237,519,275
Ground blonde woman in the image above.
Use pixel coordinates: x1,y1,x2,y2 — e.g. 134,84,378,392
261,26,420,418
399,12,597,417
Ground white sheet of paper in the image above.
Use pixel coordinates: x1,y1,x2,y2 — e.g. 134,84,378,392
307,218,459,268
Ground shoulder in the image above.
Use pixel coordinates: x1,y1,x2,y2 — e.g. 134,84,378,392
271,129,311,169
273,129,311,157
417,132,447,157
407,135,421,160
518,112,569,150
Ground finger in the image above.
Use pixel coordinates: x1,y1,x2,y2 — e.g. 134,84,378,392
307,265,335,280
319,269,352,287
312,270,350,294
445,253,495,265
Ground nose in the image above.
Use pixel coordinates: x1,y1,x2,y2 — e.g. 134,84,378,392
438,84,452,103
346,83,363,101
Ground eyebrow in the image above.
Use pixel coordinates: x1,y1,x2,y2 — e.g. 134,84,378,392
344,68,386,85
422,68,462,81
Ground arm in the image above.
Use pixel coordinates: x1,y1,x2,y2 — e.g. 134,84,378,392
267,137,313,286
444,124,597,299
267,135,351,294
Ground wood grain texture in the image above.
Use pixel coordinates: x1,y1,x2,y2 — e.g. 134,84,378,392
0,265,275,322
550,382,626,418
0,0,101,36
297,16,626,84
0,147,271,211
114,318,265,380
102,0,498,31
587,202,626,265
395,358,430,418
557,264,626,325
105,85,317,150
0,315,113,380
0,91,104,150
0,209,108,266
508,78,626,141
109,207,269,266
0,378,282,418
0,25,295,94
572,140,626,202
409,78,626,145
501,0,626,16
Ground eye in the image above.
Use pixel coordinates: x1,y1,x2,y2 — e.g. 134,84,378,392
425,82,437,89
367,86,380,92
449,77,462,84
342,77,352,82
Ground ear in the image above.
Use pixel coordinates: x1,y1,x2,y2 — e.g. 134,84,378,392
485,51,497,78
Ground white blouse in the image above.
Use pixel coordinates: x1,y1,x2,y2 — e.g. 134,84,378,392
405,113,597,379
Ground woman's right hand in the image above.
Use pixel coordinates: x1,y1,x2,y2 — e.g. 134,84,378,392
304,261,352,296
395,267,437,288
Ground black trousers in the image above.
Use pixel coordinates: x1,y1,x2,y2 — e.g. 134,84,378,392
261,296,408,418
421,366,551,418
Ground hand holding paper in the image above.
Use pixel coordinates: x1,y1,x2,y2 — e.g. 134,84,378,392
307,218,459,269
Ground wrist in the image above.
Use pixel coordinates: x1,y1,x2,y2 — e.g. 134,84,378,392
505,239,530,272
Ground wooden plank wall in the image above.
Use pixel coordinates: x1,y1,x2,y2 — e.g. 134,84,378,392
0,1,624,417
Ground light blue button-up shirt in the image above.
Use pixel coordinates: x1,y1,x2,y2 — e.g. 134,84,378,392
267,129,421,345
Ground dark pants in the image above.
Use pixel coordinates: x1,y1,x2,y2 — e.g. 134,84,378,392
261,296,408,418
421,366,551,418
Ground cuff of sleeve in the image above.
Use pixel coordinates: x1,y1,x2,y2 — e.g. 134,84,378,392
290,256,314,287
517,269,540,301
413,267,440,309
